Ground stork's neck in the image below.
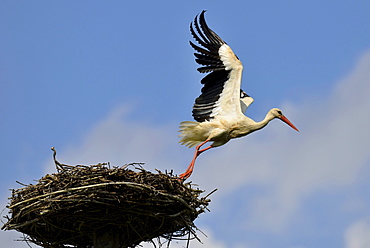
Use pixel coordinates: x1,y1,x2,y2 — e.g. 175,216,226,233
254,111,275,131
229,111,275,139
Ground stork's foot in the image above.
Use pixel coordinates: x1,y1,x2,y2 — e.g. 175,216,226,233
178,169,193,181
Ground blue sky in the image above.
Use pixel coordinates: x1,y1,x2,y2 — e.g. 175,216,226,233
1,1,370,248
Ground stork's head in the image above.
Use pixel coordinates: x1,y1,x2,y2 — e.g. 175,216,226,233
270,108,299,132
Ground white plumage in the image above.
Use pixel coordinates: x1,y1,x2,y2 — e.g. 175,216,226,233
178,11,298,180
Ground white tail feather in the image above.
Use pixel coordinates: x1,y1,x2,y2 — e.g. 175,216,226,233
178,121,202,148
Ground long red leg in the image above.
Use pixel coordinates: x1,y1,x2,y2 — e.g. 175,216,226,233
179,140,213,180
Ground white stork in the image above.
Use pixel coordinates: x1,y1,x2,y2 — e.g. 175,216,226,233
178,11,299,180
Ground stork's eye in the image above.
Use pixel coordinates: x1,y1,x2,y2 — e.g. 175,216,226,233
277,110,282,115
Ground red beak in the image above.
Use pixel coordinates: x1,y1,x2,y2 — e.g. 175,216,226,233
280,115,299,132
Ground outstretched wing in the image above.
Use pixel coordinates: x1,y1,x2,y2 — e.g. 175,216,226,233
190,10,245,122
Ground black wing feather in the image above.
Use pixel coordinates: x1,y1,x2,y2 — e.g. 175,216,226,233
199,11,225,45
190,10,231,122
190,17,210,49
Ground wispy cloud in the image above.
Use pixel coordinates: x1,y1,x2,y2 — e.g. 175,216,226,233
44,105,184,174
345,219,370,248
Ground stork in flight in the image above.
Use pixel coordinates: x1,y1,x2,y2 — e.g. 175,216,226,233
178,11,299,180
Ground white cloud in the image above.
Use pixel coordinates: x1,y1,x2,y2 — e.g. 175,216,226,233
345,219,370,248
44,105,184,174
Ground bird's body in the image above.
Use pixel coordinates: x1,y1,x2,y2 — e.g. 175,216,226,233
179,108,286,148
178,11,298,180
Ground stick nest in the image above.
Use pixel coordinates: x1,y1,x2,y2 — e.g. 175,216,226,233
2,148,213,247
